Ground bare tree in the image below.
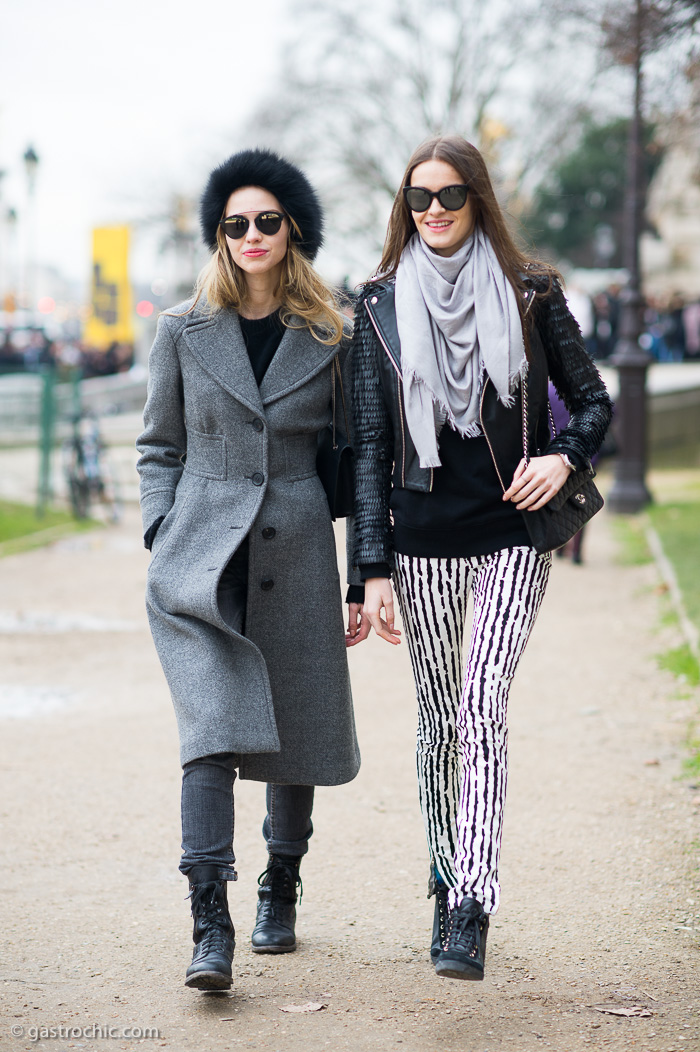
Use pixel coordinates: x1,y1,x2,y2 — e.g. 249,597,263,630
550,0,700,512
242,0,571,278
552,1,698,276
233,0,699,282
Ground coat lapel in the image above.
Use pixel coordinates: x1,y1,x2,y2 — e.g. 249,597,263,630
183,309,338,411
183,310,263,415
259,322,337,406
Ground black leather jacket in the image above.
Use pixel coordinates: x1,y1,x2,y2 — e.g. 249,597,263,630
351,275,614,568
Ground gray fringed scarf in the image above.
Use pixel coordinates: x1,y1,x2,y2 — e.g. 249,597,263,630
395,229,527,469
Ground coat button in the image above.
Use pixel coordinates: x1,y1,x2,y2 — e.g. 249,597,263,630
251,472,264,486
251,417,264,432
262,527,276,540
261,578,274,591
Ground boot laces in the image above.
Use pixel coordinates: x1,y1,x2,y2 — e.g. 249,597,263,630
445,900,486,958
197,923,232,956
190,881,232,939
257,858,303,904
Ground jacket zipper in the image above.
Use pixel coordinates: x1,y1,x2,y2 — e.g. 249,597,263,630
396,374,407,487
480,379,506,493
364,301,401,377
365,300,406,485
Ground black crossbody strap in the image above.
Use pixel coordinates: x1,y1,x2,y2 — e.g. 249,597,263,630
332,355,350,448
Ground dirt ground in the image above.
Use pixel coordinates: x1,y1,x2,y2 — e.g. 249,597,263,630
1,492,699,1052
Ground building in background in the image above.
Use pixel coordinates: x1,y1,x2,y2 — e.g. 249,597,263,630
642,81,700,299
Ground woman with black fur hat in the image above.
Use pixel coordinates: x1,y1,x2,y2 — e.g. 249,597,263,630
137,149,363,990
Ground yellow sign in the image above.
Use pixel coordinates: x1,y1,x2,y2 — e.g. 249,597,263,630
84,226,134,348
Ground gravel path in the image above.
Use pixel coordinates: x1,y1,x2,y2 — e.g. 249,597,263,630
1,503,698,1052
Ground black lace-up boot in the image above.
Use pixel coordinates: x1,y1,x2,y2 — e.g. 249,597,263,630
251,854,302,953
435,896,489,981
184,865,236,990
427,862,450,966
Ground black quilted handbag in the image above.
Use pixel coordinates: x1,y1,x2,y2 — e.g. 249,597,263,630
520,386,604,554
316,355,355,521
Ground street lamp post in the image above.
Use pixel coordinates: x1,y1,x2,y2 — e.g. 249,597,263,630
23,145,39,326
607,0,653,514
2,208,18,314
0,170,5,302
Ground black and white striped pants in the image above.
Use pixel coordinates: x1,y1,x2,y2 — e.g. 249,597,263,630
394,546,551,914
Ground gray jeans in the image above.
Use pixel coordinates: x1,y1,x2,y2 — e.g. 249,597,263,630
179,752,314,878
179,541,314,879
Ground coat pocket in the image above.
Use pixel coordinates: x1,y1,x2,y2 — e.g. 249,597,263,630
185,429,227,480
148,497,186,568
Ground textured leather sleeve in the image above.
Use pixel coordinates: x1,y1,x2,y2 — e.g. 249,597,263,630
532,278,614,469
351,294,395,567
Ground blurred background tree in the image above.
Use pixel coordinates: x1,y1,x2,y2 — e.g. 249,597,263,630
548,0,700,511
242,0,583,277
526,116,664,268
546,0,700,274
239,0,700,281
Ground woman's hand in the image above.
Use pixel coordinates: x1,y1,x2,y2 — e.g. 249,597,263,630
503,454,573,511
346,602,370,647
363,578,402,645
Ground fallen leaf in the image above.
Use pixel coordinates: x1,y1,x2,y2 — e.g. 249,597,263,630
591,1005,653,1018
644,758,660,766
279,1002,327,1014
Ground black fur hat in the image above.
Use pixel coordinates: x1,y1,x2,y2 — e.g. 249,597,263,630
199,148,324,261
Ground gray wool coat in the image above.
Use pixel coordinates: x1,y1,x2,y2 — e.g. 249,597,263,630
136,300,361,785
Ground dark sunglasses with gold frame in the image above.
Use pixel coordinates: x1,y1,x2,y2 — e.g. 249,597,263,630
219,210,287,240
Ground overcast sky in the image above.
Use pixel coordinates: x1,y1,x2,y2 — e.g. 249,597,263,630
0,0,288,290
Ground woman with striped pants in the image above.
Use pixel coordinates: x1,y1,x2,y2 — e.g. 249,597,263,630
349,136,612,981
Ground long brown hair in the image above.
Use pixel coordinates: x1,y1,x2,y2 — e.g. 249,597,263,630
168,213,345,347
374,136,555,313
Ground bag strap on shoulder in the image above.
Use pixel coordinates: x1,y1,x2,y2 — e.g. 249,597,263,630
331,355,350,450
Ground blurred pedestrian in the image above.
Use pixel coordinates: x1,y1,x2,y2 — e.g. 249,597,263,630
683,298,700,359
592,288,617,359
137,149,361,991
665,293,686,362
350,135,612,982
0,331,20,370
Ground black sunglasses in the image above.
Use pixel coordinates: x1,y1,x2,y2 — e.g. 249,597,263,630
403,185,469,212
219,211,286,239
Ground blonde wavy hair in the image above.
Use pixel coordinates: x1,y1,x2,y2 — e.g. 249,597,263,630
170,216,345,347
